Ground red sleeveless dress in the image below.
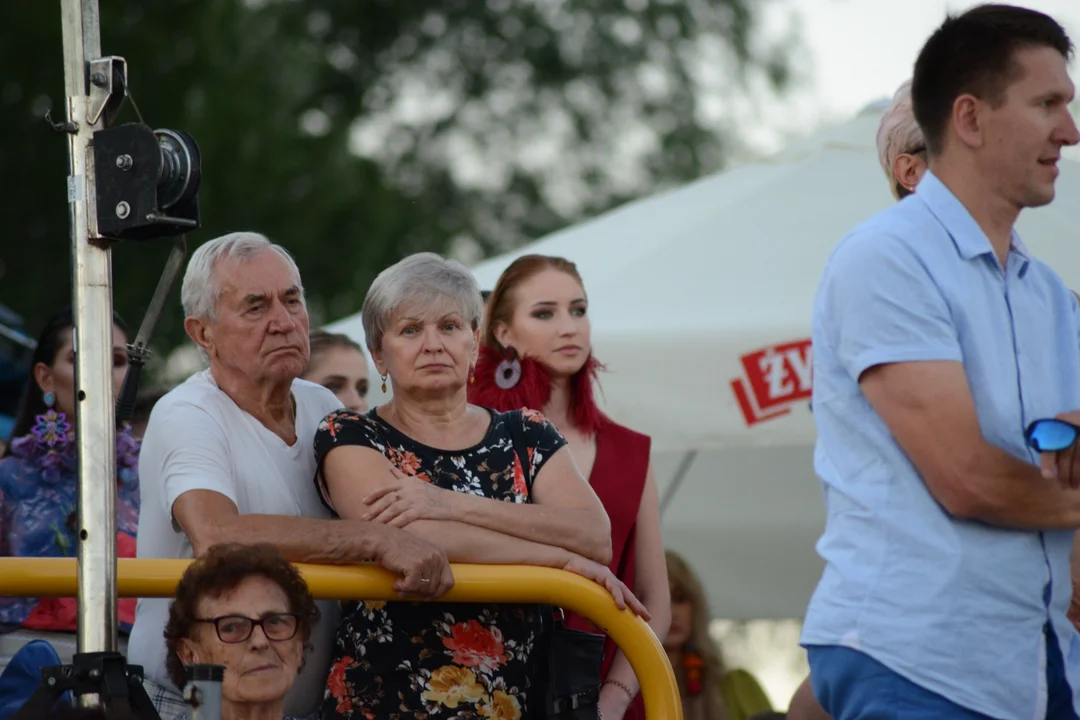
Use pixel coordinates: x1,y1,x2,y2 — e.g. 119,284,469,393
566,417,651,720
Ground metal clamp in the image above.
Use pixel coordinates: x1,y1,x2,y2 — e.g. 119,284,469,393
87,56,127,126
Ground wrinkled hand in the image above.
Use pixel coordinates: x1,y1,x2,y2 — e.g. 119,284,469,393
1040,411,1080,489
363,467,456,527
373,526,454,599
562,554,650,619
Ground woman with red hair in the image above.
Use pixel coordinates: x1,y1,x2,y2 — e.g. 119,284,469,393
469,254,671,720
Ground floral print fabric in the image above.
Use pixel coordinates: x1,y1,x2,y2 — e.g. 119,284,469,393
313,407,567,720
0,421,140,632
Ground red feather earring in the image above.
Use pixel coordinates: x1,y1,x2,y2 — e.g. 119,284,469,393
468,344,608,436
469,344,552,413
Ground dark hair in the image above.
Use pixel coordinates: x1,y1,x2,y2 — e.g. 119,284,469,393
480,289,492,303
309,330,363,359
306,330,364,374
912,4,1073,155
3,306,130,456
164,543,319,690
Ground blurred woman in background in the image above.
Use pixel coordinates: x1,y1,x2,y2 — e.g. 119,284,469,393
303,330,368,412
470,254,670,720
666,550,773,720
0,307,140,634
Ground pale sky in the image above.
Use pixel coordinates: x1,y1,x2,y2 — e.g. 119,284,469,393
751,0,1080,159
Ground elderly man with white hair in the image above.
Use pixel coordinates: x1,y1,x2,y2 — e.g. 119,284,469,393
875,79,930,200
128,232,453,720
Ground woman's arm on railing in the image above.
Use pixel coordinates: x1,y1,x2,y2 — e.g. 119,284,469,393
323,445,642,612
362,446,613,564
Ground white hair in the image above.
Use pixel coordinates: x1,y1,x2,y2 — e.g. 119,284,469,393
362,252,483,353
180,232,303,321
876,80,926,199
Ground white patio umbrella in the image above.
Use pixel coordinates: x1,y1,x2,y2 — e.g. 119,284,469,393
327,101,1080,619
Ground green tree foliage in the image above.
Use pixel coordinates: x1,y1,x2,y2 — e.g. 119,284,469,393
0,0,796,360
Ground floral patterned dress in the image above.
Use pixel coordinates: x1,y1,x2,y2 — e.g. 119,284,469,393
313,407,567,720
0,413,140,633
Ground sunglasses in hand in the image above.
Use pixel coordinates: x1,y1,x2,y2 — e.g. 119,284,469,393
1025,418,1080,453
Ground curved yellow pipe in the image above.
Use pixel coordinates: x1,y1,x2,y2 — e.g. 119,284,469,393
0,559,682,719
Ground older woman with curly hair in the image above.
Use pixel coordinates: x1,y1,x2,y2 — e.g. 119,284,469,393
164,543,318,720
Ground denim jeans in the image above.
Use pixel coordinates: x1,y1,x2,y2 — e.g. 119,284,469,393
808,624,1077,720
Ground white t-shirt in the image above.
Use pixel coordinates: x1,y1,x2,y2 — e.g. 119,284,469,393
127,369,343,717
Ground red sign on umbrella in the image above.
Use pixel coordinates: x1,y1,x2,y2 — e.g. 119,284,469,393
731,339,812,426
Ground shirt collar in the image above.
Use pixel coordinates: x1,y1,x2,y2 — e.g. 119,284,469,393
914,171,1029,264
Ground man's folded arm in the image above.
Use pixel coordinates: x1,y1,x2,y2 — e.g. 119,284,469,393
860,360,1080,529
147,401,386,562
826,234,1080,529
171,489,385,562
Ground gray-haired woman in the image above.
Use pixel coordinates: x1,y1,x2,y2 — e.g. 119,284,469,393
314,252,648,719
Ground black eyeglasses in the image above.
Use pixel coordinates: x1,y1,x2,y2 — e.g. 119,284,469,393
194,613,300,644
905,144,927,156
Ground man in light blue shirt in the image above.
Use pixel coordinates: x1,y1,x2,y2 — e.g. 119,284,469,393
803,5,1080,719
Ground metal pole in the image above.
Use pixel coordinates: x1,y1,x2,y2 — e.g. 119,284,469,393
61,0,119,658
659,450,698,517
184,665,225,720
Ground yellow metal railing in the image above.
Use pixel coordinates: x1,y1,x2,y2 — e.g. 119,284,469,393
0,559,682,719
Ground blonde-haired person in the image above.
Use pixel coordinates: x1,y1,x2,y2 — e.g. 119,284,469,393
875,79,929,199
665,551,772,720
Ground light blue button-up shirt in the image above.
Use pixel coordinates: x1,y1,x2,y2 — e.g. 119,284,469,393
802,171,1080,720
